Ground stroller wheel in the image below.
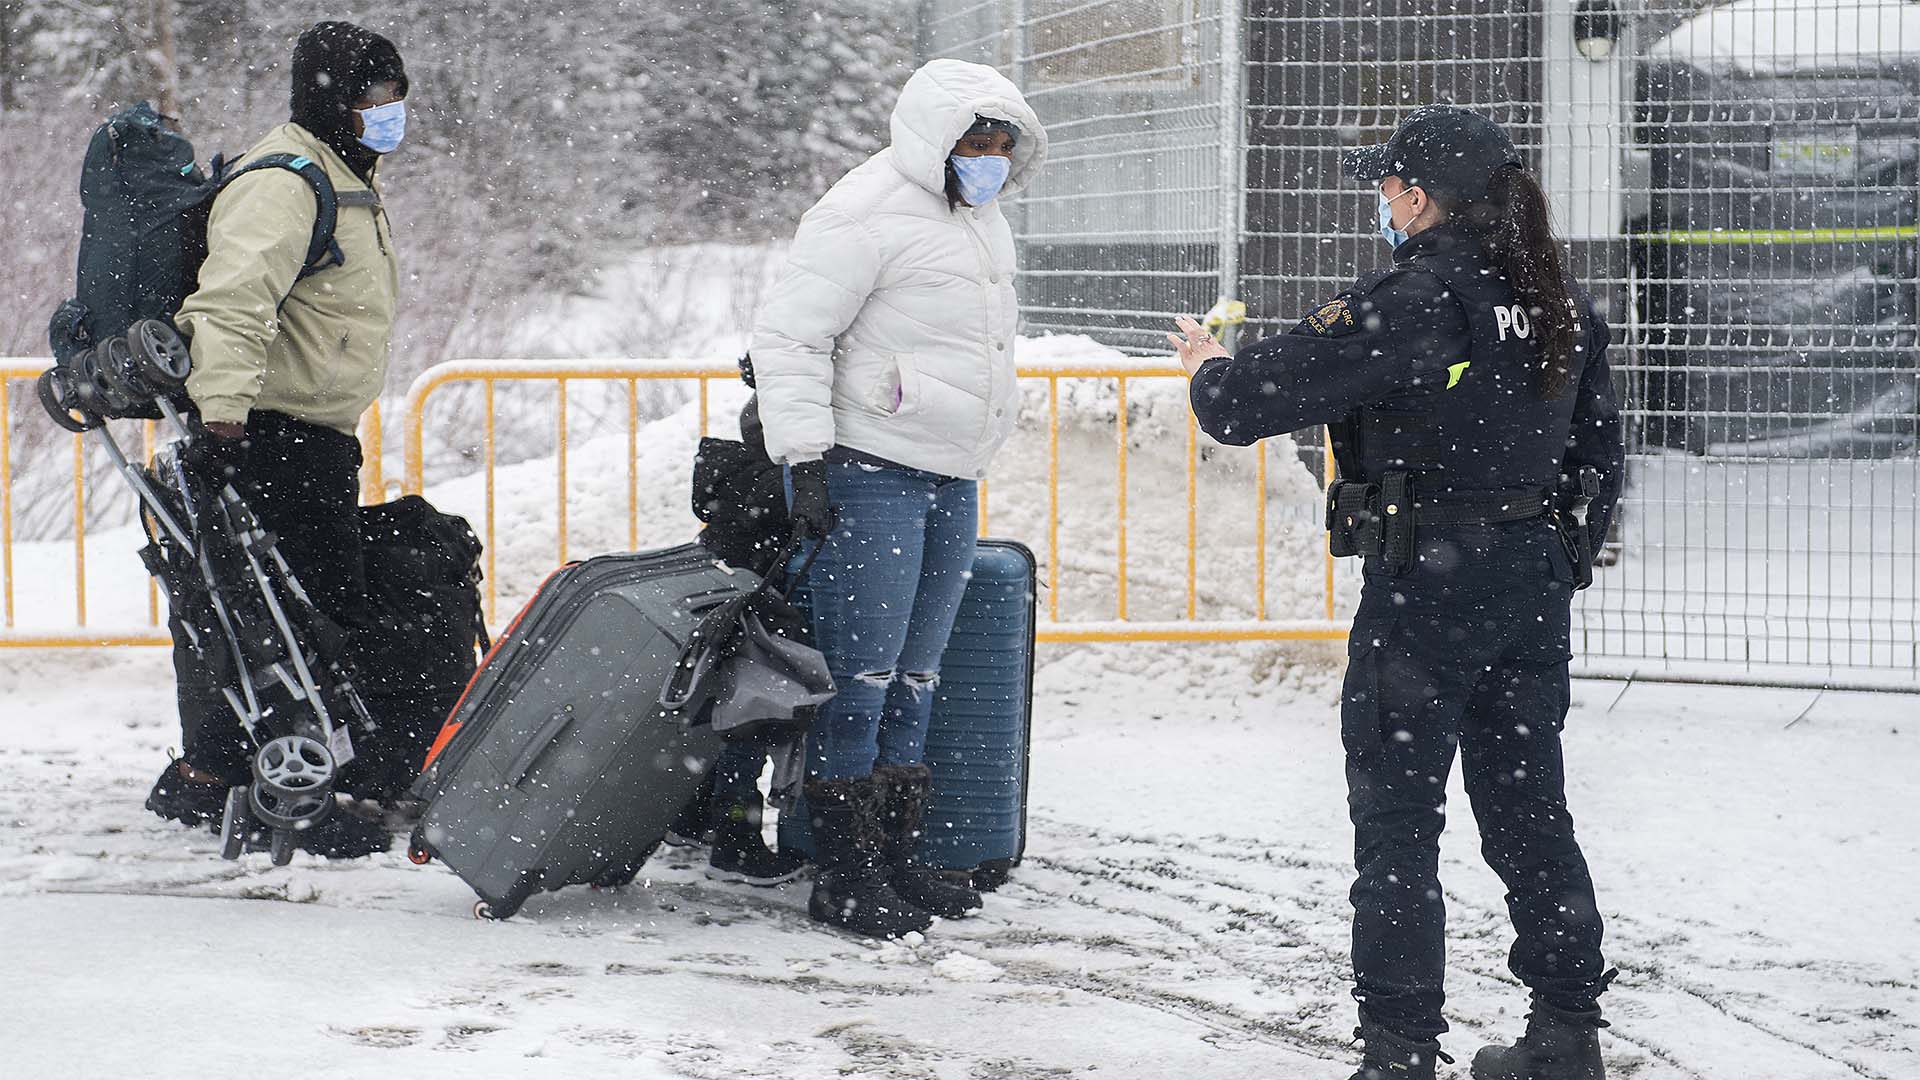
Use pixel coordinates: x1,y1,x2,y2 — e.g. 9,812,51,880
37,368,103,433
268,829,296,867
248,782,332,832
92,335,145,415
130,320,191,387
253,735,336,802
219,786,255,860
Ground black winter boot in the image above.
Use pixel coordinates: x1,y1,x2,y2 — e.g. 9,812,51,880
145,760,228,828
804,776,933,939
706,803,807,886
292,803,393,859
1472,998,1608,1080
1351,1015,1450,1080
873,763,982,919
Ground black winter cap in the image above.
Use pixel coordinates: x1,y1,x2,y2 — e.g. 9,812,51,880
966,114,1020,147
290,21,407,144
1342,105,1522,203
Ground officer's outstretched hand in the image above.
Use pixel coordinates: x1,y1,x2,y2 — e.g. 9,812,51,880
1168,315,1231,376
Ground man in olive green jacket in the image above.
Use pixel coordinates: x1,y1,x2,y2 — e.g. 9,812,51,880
146,21,408,860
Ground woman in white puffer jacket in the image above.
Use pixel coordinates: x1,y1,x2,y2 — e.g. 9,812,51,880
751,58,1045,940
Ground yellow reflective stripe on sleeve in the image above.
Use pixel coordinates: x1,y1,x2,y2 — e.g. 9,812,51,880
1446,361,1471,389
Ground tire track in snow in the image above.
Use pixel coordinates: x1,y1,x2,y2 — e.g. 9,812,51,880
1074,814,1915,1077
1018,817,1916,1080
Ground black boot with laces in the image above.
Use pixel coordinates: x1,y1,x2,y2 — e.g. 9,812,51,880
1472,994,1610,1080
706,802,807,886
1351,1014,1451,1080
145,759,229,828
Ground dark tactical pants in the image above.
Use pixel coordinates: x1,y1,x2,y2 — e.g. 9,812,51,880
1341,520,1607,1041
173,411,367,783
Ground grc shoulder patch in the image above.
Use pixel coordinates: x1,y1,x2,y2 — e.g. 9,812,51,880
1303,297,1358,337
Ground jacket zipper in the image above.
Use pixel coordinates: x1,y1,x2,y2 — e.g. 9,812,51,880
374,206,388,256
958,210,1009,456
957,210,995,284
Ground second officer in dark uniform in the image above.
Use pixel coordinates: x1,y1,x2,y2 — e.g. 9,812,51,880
1169,106,1625,1080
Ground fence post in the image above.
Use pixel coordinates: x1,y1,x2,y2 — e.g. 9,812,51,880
1008,0,1031,283
1215,0,1247,351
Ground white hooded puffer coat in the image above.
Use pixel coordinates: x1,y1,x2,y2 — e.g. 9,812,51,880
750,59,1047,480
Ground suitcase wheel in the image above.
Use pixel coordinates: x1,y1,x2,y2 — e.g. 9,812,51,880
473,873,538,920
406,827,432,865
972,858,1013,892
474,894,528,921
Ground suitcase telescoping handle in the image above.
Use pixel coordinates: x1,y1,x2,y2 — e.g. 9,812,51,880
508,705,574,787
660,531,821,711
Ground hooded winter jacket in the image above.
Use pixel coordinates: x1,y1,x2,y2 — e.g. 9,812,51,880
750,59,1048,480
177,122,399,435
179,22,405,435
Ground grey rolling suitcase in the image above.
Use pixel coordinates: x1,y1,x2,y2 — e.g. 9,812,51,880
407,544,755,919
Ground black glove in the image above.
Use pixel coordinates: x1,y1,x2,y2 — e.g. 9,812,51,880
787,459,835,539
180,421,249,481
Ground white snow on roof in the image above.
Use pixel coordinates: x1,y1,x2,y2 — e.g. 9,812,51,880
1646,0,1920,75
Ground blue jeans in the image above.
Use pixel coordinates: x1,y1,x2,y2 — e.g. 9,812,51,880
789,459,978,781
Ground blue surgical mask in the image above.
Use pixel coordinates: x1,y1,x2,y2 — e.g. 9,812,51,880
356,100,406,154
1377,187,1415,248
950,154,1012,206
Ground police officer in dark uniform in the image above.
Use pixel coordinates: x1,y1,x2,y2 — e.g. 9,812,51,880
1169,106,1625,1080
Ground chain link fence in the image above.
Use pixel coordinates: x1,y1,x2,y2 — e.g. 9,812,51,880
922,0,1244,351
923,0,1920,687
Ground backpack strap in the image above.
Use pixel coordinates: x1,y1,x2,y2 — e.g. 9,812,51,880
216,152,342,280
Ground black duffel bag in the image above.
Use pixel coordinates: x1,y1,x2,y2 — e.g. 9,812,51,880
345,495,488,802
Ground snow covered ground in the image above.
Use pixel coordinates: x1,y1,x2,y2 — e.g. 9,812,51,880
2,642,1916,1079
1,290,1915,1077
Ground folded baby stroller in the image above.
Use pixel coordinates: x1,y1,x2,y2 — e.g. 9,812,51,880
42,322,379,867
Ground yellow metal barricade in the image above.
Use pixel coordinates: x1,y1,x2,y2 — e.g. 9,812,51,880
401,358,1346,645
0,356,1344,647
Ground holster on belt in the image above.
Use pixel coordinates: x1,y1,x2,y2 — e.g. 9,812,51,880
1553,466,1602,591
1325,472,1417,574
1325,480,1375,559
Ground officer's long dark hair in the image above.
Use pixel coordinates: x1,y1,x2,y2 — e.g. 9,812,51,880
1442,165,1579,400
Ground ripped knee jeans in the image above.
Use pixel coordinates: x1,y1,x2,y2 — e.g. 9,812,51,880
787,456,978,781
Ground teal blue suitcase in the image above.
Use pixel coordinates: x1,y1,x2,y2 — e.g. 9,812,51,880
778,539,1036,888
